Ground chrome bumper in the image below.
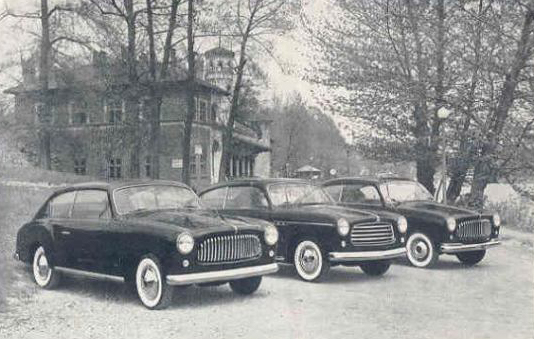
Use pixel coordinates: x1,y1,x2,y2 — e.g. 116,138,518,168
441,239,501,254
166,263,279,286
329,247,407,263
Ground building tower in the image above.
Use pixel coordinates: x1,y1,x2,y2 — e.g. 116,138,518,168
203,47,235,92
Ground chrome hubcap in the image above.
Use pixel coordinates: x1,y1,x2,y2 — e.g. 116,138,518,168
412,240,429,261
299,247,319,274
141,267,159,301
36,253,50,279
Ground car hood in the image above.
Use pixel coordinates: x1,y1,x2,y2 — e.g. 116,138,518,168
289,204,391,224
395,201,488,220
123,209,266,237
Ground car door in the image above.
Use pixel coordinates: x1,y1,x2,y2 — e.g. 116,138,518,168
48,191,77,267
68,189,118,274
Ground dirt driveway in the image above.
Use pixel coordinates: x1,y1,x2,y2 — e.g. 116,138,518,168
0,230,532,339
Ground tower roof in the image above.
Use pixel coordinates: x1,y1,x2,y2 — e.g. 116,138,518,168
204,47,235,58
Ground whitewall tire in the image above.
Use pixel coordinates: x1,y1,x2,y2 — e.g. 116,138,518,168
406,232,439,268
293,239,329,282
32,246,60,289
135,255,173,309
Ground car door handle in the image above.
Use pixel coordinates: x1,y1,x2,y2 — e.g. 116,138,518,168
60,230,71,235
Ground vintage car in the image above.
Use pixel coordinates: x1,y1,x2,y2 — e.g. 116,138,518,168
198,178,408,282
322,177,501,268
14,181,279,309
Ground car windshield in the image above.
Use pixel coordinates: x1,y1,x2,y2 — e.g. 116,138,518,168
113,184,202,215
268,183,333,208
380,180,433,203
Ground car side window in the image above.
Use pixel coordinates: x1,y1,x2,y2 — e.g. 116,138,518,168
200,187,227,209
48,191,76,219
341,185,382,205
324,185,343,202
72,190,111,219
225,186,269,210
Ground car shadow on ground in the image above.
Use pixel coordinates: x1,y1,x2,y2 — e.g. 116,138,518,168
16,265,271,310
267,263,401,284
392,257,489,270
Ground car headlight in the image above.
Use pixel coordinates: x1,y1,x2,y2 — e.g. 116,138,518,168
446,217,456,232
337,218,350,236
264,224,279,246
176,232,194,254
397,216,408,234
493,213,501,227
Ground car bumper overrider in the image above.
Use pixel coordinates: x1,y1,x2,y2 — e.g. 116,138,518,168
166,263,279,286
440,239,501,254
329,247,407,263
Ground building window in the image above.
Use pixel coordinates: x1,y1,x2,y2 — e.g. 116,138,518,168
109,158,122,179
74,158,86,175
210,103,217,121
139,98,150,122
189,156,197,176
200,153,208,178
34,103,52,124
108,99,123,124
70,101,89,125
145,156,151,178
195,98,208,122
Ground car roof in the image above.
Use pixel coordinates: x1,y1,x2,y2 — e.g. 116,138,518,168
200,177,313,193
323,176,414,186
54,180,190,195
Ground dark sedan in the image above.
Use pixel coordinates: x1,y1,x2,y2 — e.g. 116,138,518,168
14,181,279,309
199,178,408,282
323,177,501,268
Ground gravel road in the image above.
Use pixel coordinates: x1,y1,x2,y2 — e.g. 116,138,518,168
1,231,532,339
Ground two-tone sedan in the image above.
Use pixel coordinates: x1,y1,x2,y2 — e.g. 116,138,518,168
14,181,279,309
323,177,501,268
199,178,408,282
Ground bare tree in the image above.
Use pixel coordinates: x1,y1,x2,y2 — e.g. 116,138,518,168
181,0,195,185
217,0,292,181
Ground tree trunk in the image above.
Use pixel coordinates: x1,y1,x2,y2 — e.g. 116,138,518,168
146,0,159,179
124,0,140,178
146,0,180,179
468,9,534,208
217,3,258,181
39,0,51,170
182,0,195,185
446,0,485,203
407,0,435,194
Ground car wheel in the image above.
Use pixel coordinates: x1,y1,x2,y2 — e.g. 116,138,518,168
229,276,262,295
135,255,173,310
360,260,391,276
406,232,439,268
293,239,330,282
456,250,486,266
32,246,60,289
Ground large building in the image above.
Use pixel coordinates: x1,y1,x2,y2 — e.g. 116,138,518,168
5,47,271,189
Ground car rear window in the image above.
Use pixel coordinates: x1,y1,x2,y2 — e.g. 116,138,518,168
48,191,76,219
72,190,111,219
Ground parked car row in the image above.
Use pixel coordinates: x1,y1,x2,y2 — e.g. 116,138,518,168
14,176,501,309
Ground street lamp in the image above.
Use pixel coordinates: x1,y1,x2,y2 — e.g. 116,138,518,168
437,107,450,205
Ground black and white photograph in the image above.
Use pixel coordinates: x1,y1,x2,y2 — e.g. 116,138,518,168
0,0,533,338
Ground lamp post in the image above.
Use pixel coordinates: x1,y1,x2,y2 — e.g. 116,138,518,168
437,107,450,205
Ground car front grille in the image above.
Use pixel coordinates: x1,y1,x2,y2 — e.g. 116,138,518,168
197,234,261,264
456,218,492,243
350,222,396,247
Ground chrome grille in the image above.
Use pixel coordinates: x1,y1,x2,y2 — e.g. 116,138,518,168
350,222,395,247
456,219,492,242
197,234,261,264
